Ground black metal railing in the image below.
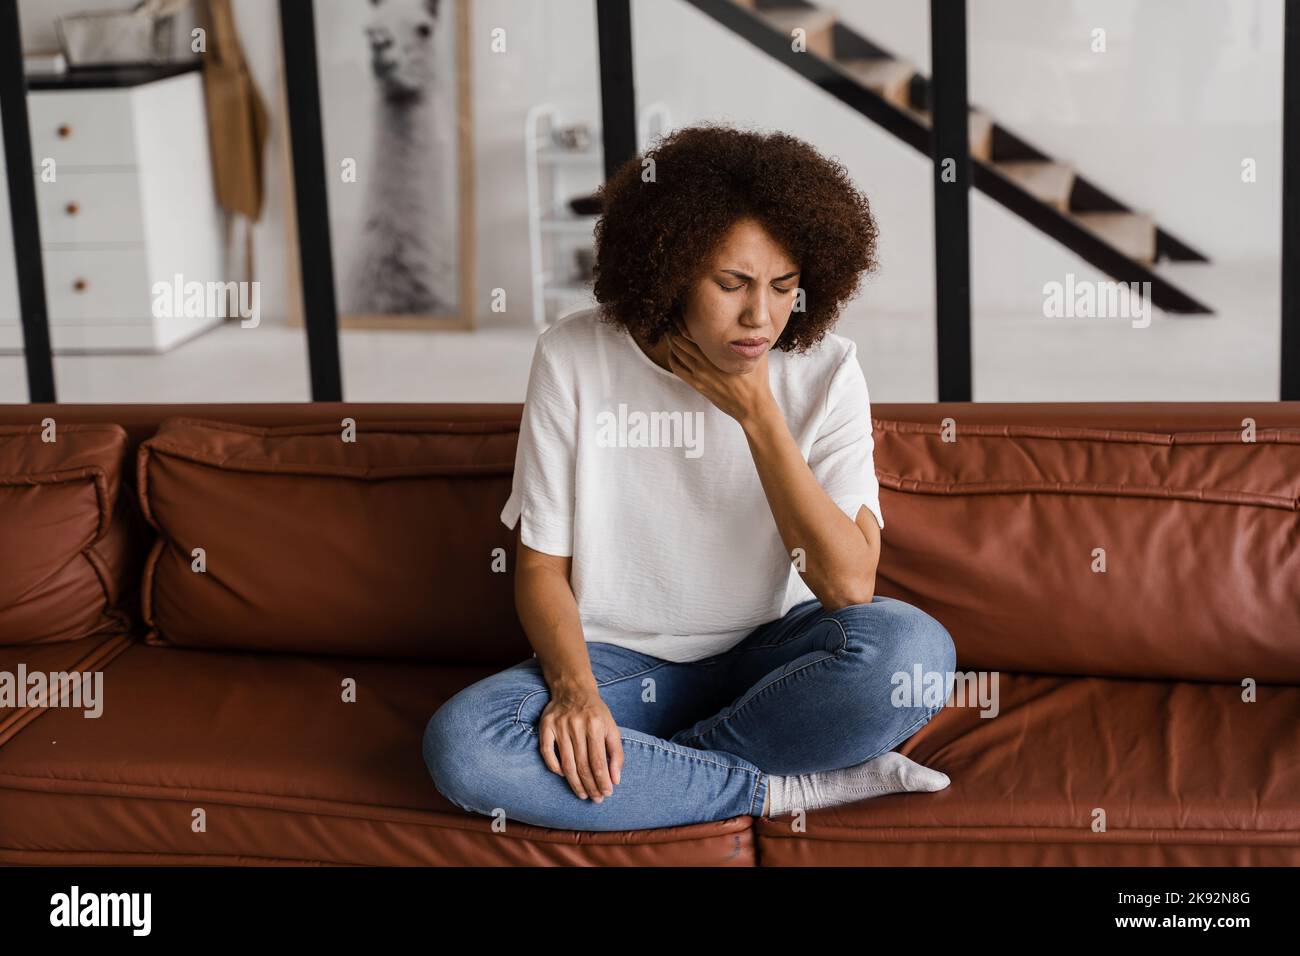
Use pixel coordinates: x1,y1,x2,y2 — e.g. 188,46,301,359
279,0,342,402
928,0,973,401
1283,0,1299,401
0,0,53,402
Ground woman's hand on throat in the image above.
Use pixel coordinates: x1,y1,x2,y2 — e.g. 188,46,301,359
665,317,777,426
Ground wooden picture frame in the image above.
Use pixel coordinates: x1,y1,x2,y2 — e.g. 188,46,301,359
292,0,474,332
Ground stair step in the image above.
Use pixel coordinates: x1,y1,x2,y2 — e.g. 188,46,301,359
995,160,1075,212
899,106,995,162
759,6,838,58
838,57,916,109
968,111,993,162
1073,211,1156,265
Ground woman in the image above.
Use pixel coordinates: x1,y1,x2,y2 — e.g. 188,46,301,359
423,123,956,832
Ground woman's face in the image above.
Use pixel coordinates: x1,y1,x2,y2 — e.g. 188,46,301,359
677,217,801,374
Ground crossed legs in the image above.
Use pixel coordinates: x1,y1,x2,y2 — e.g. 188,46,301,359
423,596,956,832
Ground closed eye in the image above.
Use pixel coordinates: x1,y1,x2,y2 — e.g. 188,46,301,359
718,281,797,294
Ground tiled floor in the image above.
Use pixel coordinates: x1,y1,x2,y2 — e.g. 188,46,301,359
0,260,1283,405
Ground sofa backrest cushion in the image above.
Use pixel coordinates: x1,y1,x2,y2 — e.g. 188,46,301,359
0,423,140,645
137,417,530,662
872,419,1300,682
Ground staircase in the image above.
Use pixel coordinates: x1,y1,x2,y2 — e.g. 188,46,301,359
688,0,1212,314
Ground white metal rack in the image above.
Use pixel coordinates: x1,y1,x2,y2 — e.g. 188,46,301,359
525,102,673,331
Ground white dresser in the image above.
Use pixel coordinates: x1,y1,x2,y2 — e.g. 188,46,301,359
0,66,223,352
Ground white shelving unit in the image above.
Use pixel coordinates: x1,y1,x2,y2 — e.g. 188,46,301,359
525,102,673,331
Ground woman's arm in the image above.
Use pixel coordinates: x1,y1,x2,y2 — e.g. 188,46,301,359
514,526,623,802
666,327,881,610
740,401,880,609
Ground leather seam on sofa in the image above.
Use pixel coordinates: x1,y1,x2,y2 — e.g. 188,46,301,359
0,819,754,866
134,418,520,502
0,848,356,866
140,442,516,482
155,416,522,438
0,768,757,846
874,419,1300,446
82,535,129,627
875,474,1300,510
138,539,164,643
135,444,512,496
0,818,754,866
755,826,1300,846
0,467,112,540
0,770,466,824
132,420,519,540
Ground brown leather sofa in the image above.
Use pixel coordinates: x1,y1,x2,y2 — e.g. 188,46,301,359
1,401,1297,866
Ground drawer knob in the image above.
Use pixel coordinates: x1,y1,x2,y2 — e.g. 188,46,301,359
72,278,88,293
65,201,79,216
57,124,72,139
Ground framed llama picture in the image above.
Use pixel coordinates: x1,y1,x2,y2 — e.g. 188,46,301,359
311,0,474,330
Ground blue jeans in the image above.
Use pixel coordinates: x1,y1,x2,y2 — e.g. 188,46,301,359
422,595,956,832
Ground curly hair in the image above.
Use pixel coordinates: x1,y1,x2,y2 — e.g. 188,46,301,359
590,121,878,354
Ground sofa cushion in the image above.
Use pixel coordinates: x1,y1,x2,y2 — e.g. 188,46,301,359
0,643,755,866
136,417,533,662
0,423,141,645
756,671,1300,865
872,419,1300,682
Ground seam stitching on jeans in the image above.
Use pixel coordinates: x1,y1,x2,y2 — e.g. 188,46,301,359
728,604,837,653
513,661,673,726
677,614,849,745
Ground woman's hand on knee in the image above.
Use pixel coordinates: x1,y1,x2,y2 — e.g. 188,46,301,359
538,690,624,803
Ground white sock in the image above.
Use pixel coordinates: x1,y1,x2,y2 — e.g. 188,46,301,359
763,751,950,817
